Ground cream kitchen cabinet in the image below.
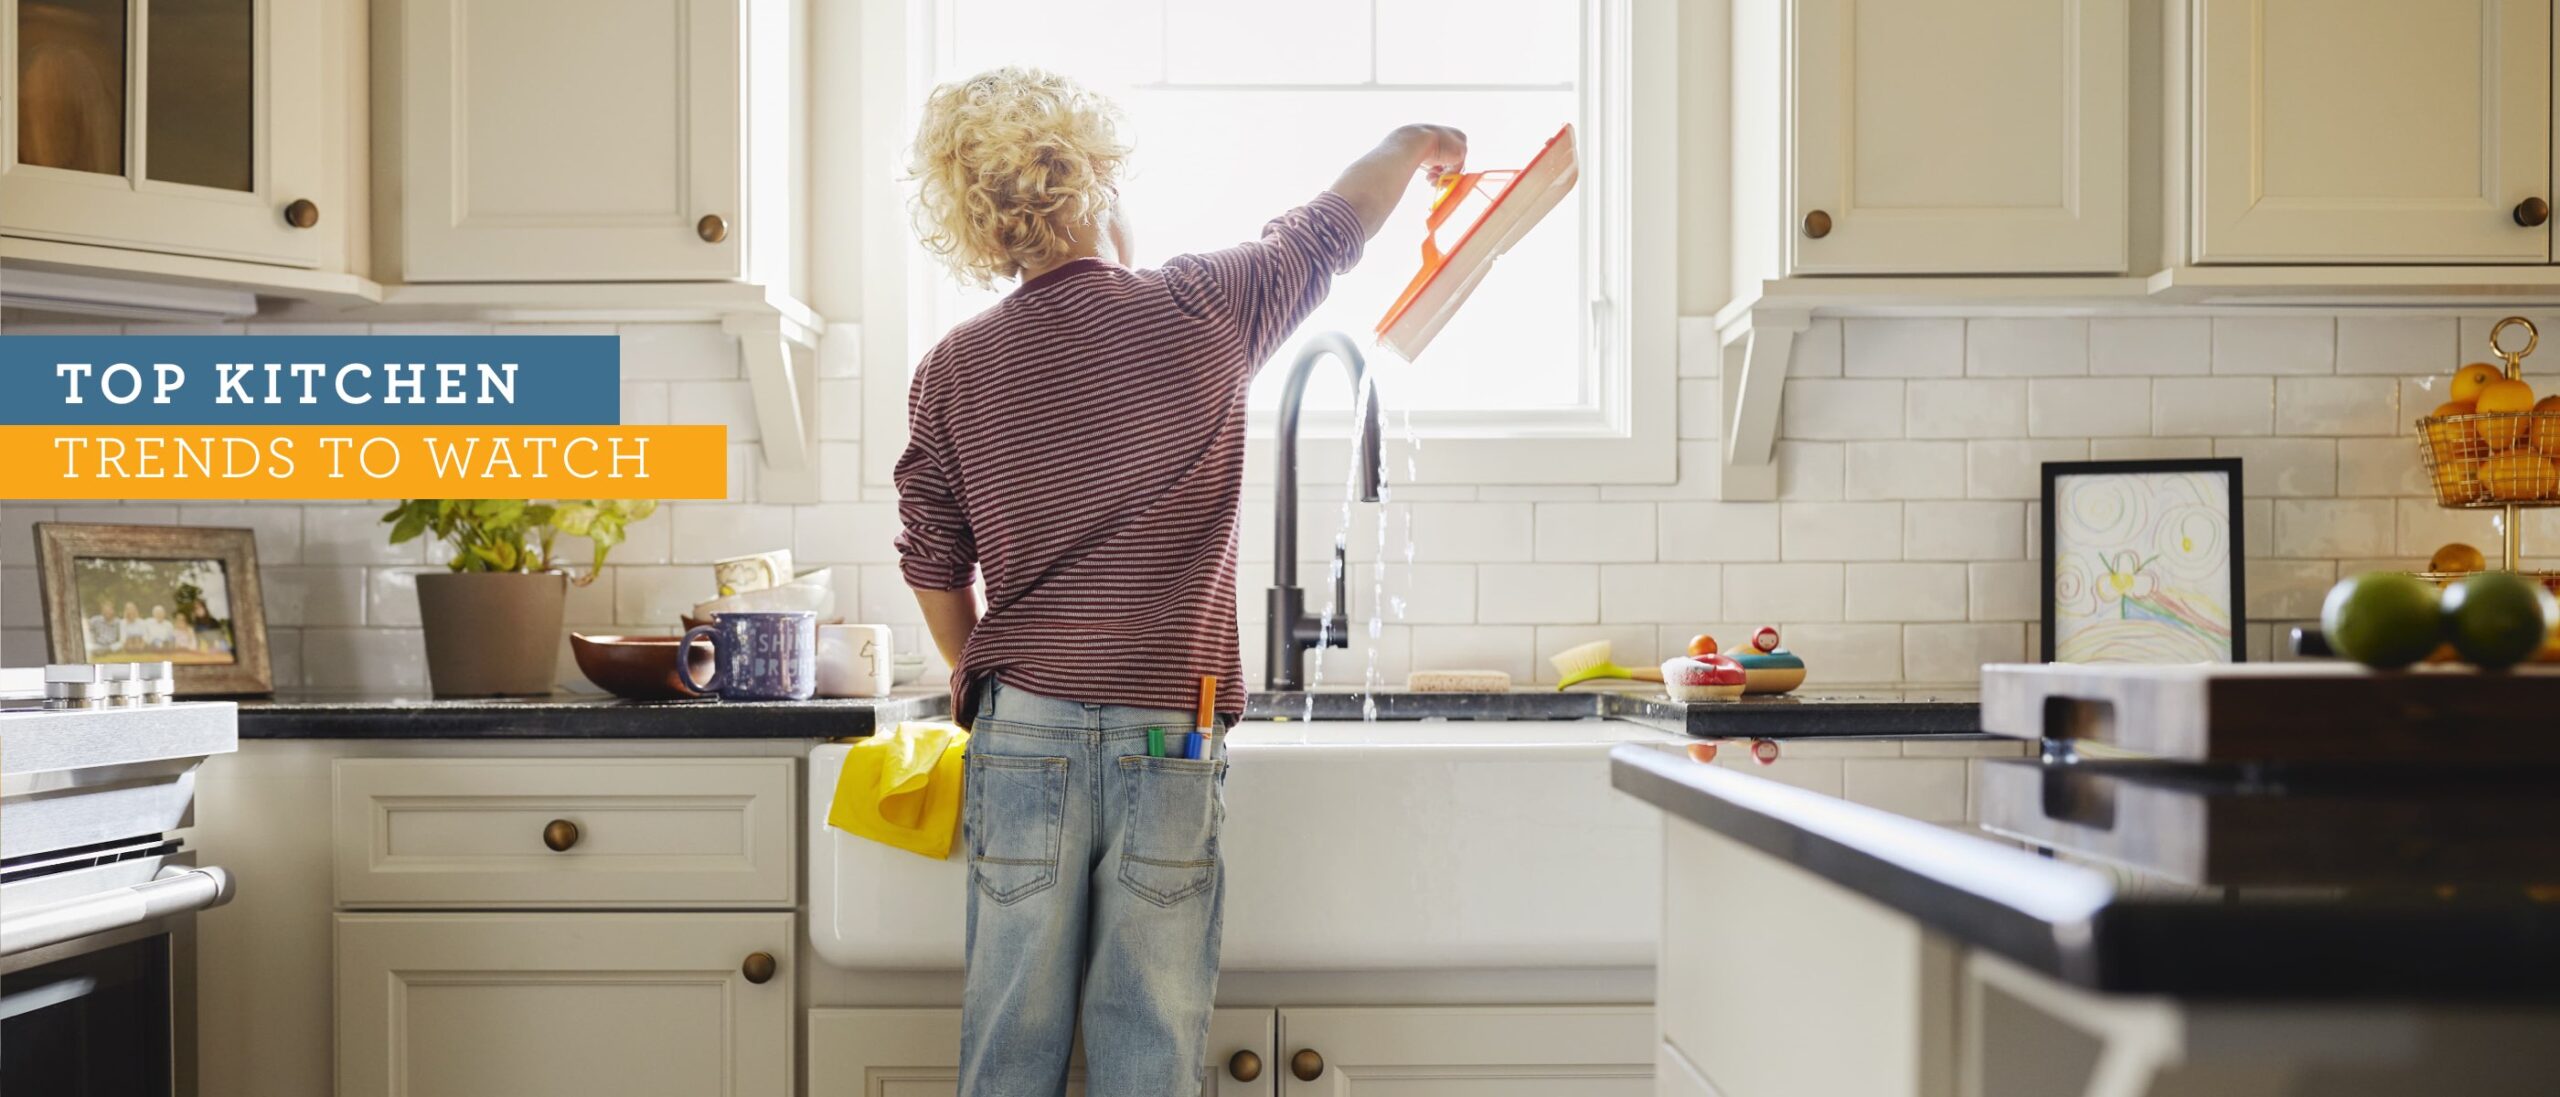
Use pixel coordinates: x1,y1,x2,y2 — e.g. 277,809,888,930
808,1007,1279,1096
808,1005,1650,1096
385,0,799,285
1768,0,2130,275
2190,0,2552,264
2,0,348,268
1273,1006,1653,1096
336,911,794,1097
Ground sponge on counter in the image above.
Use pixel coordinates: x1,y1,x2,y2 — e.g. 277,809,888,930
826,721,969,860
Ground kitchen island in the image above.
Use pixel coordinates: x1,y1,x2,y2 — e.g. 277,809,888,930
1612,744,2560,1097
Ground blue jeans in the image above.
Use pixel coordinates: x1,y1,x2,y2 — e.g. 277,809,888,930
960,677,1228,1097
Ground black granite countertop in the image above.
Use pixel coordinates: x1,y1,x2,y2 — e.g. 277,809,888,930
236,690,950,739
234,687,1979,740
1612,743,2560,1001
1253,687,1980,738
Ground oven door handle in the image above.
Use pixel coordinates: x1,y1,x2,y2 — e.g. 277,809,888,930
0,866,234,958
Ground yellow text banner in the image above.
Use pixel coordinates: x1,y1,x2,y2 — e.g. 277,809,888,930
1,426,727,500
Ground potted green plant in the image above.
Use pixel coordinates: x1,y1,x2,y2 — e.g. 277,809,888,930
382,499,657,696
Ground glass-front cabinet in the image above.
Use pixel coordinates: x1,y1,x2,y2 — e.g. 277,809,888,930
3,0,325,266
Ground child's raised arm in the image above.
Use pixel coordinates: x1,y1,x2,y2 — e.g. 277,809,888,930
1330,124,1469,240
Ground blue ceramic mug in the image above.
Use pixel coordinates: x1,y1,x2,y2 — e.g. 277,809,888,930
678,611,818,701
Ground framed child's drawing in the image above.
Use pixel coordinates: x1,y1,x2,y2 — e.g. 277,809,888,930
2040,459,2246,665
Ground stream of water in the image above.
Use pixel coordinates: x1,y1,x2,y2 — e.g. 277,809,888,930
1301,368,1421,724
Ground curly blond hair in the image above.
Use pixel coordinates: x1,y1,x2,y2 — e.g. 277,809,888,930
908,67,1129,288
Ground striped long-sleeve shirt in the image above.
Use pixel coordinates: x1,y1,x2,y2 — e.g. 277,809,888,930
894,191,1367,727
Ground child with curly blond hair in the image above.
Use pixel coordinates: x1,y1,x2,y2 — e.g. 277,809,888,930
892,66,1464,1094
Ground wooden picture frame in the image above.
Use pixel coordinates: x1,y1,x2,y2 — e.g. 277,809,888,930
36,523,274,696
2040,459,2247,665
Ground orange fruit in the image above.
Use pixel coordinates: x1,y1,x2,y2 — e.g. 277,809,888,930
2481,450,2557,501
2424,399,2479,461
2430,542,2488,573
2536,395,2560,458
2434,457,2484,503
2451,362,2505,403
2476,379,2538,450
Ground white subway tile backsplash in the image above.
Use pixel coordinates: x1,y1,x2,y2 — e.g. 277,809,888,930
2245,559,2336,620
300,628,428,693
1477,564,1599,624
1599,564,1723,623
1780,623,1899,684
818,380,863,441
1903,623,2023,684
620,382,671,425
302,505,428,565
1904,501,2026,561
2394,499,2502,556
364,567,433,628
1967,560,2039,621
668,380,761,443
1790,319,1844,378
2273,377,2399,436
2089,317,2212,376
620,323,741,380
2151,377,2272,437
1725,563,1846,622
1409,625,1537,681
2090,438,2214,460
1409,503,1535,564
0,505,52,566
1906,379,2027,440
2272,499,2394,558
1365,563,1476,624
1776,441,1846,501
1678,379,1720,439
2336,315,2457,375
614,566,705,628
1844,319,1963,378
1780,502,1902,561
1966,319,2087,377
1534,503,1656,562
1678,316,1722,379
1,569,41,630
1845,441,1965,501
669,504,797,564
2212,317,2335,375
2337,437,2430,498
1657,501,1782,562
1,628,43,666
2214,438,2337,497
793,502,902,565
1966,439,2087,500
855,565,927,625
2244,499,2271,554
1845,563,1966,622
258,566,364,628
1782,379,1904,440
2028,378,2151,437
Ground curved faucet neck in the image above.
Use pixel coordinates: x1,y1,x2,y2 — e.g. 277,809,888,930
1272,333,1385,589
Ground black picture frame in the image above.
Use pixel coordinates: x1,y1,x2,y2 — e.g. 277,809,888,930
2039,458,2247,664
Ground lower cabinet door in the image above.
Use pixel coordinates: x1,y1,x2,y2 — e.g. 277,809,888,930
807,1006,1277,1095
336,912,792,1097
1275,1006,1654,1096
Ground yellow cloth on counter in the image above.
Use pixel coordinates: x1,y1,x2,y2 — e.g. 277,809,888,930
825,721,969,860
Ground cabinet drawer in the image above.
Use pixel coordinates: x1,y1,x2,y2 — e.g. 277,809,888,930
334,758,795,908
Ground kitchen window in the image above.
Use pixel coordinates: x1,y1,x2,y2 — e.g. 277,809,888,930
860,0,1677,485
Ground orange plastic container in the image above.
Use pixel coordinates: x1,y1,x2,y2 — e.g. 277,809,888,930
1374,124,1580,361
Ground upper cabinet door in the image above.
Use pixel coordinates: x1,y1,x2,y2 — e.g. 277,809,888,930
1789,0,2130,275
2,0,327,266
400,0,741,281
2193,0,2551,264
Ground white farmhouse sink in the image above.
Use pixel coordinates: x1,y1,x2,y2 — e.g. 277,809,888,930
808,719,1683,971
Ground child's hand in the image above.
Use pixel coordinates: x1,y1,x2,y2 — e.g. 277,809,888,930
1400,124,1469,184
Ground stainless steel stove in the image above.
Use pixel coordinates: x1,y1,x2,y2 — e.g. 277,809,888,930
2,663,238,1097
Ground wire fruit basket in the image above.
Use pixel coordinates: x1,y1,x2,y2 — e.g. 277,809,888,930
2411,316,2560,582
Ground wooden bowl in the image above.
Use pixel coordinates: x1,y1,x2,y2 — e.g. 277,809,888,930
570,633,713,701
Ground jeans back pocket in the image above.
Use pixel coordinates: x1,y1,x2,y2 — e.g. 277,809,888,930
967,754,1067,905
1115,756,1224,907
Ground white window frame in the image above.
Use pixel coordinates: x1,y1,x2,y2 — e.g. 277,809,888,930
859,0,1677,487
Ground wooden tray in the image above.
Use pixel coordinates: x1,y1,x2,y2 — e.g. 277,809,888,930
1980,663,2560,763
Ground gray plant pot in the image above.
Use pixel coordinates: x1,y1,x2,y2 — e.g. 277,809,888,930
416,571,566,697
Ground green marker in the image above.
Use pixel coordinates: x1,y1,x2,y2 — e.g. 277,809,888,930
1146,727,1165,758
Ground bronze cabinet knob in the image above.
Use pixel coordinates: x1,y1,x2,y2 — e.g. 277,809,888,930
1290,1048,1324,1081
541,819,579,852
1227,1049,1262,1082
283,199,319,229
2518,197,2551,227
1803,209,1832,238
697,213,729,243
741,951,777,984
